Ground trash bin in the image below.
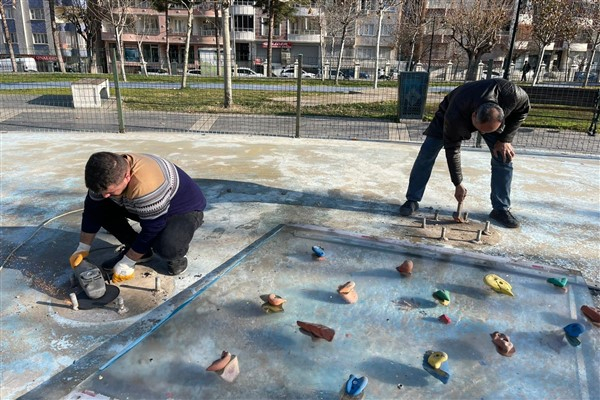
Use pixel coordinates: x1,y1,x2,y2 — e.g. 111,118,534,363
397,72,429,120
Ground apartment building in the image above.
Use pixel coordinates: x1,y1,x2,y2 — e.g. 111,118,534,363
0,0,85,71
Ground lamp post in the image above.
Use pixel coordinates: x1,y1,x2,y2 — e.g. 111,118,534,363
427,16,436,73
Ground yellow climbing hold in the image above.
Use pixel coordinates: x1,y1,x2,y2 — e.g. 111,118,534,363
484,274,514,297
427,351,448,369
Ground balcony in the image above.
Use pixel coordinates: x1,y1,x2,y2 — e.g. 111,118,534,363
288,33,320,43
234,30,255,41
232,4,255,15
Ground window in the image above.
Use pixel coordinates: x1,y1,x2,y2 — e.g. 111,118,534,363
200,21,216,37
358,24,375,36
4,7,14,19
169,18,186,34
124,47,140,62
290,17,319,35
260,18,280,36
143,44,160,63
30,8,44,20
234,15,254,32
33,33,48,44
139,16,159,34
381,24,394,36
9,32,18,43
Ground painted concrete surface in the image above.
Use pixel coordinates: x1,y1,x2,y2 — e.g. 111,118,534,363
68,225,600,399
1,132,599,399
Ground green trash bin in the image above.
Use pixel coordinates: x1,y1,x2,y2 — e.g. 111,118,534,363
397,72,429,120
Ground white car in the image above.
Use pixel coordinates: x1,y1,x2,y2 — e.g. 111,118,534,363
279,68,315,78
235,67,264,77
186,69,202,75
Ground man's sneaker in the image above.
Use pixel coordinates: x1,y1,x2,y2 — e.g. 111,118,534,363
399,200,419,216
101,246,153,272
168,257,188,276
489,209,520,228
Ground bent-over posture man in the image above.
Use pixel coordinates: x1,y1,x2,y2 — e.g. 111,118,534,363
399,78,530,228
69,152,206,282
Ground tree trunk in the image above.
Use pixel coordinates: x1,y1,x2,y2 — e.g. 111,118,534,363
115,29,127,82
373,8,384,89
48,0,66,72
222,3,233,107
267,9,274,77
138,41,148,76
180,6,194,89
165,9,171,74
214,0,221,76
0,5,17,71
583,31,600,87
532,48,546,86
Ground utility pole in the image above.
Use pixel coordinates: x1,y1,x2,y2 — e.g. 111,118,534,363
503,0,522,80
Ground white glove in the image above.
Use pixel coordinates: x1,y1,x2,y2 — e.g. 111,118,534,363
69,242,91,268
112,255,136,283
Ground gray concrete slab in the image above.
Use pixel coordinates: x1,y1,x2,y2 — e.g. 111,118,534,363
1,132,599,399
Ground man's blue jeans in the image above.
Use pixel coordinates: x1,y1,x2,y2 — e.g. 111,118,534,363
405,134,513,211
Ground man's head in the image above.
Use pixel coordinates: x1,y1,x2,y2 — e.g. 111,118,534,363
85,152,130,197
472,102,504,134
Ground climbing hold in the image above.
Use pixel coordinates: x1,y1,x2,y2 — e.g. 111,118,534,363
432,289,450,305
484,274,514,297
490,331,516,357
337,281,358,304
581,305,600,327
344,374,368,396
297,321,335,342
259,294,286,313
312,245,325,260
564,323,585,347
438,314,452,324
396,260,413,276
547,277,568,289
563,323,585,337
422,350,450,384
206,351,239,382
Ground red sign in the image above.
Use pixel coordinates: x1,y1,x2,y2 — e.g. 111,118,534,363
261,41,292,49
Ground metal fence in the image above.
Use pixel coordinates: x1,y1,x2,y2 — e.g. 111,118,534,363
0,56,598,156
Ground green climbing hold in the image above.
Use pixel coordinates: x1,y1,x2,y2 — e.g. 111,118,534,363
547,277,568,288
433,289,451,303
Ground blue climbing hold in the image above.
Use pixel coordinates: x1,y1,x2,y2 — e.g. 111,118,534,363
345,374,368,396
312,245,325,258
563,322,585,338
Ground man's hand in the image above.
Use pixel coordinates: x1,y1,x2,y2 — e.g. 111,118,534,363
112,255,136,283
69,242,91,268
493,141,516,163
454,184,468,202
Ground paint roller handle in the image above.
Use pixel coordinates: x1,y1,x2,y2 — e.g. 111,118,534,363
69,242,91,268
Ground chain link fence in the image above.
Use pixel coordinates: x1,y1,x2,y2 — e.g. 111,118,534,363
1,55,598,156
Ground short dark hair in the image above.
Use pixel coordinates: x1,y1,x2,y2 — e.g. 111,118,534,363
85,152,128,193
475,102,504,124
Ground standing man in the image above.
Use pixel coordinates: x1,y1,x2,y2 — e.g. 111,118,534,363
69,152,206,282
521,60,531,82
399,79,530,228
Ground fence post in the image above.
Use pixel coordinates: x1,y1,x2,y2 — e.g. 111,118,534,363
587,89,599,136
354,61,360,79
569,63,578,82
295,54,302,138
476,61,484,80
444,61,452,81
486,58,493,80
111,49,125,133
538,62,546,83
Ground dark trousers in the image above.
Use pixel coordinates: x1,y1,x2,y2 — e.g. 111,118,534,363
96,199,204,262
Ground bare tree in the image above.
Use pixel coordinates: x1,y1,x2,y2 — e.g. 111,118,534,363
151,0,174,74
91,0,138,81
58,0,104,73
577,0,600,86
254,0,297,77
372,0,404,88
132,14,160,76
529,0,578,85
322,0,360,85
0,1,17,71
394,0,427,72
48,0,67,72
445,0,512,81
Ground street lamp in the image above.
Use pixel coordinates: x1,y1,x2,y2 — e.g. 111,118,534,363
503,0,523,80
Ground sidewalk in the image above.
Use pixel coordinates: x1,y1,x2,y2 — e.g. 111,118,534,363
1,132,599,399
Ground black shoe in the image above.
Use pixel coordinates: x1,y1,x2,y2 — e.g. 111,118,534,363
101,246,153,272
400,200,419,216
168,257,188,276
489,209,520,228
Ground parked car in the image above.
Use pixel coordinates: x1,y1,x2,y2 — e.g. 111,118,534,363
146,67,169,75
574,71,598,83
186,69,202,75
234,67,264,77
279,67,315,78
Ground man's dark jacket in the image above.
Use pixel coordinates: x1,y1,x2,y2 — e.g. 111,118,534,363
424,78,530,186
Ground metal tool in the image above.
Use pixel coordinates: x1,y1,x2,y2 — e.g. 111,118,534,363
452,202,465,223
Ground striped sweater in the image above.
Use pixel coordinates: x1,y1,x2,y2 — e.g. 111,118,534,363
82,153,206,253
